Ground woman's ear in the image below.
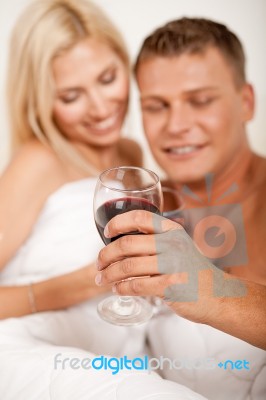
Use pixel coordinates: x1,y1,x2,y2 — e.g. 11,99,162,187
241,83,255,122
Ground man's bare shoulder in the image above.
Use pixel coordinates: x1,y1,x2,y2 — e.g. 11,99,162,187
252,153,266,192
250,153,266,226
253,152,266,169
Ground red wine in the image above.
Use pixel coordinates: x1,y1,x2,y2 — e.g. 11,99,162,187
95,197,160,245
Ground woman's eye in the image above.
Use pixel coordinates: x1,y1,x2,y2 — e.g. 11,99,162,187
101,73,116,85
60,97,78,104
59,92,79,104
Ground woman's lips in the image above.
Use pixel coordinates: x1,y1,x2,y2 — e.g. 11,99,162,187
83,108,124,135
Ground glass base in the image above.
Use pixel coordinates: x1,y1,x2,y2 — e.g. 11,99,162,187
97,295,153,326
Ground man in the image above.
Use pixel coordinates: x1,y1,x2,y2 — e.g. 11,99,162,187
95,18,266,353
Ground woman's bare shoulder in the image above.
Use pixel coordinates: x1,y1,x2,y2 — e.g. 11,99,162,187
119,138,143,167
0,140,69,270
1,139,67,196
11,139,62,169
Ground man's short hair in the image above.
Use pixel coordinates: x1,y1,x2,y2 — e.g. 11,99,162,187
134,18,246,88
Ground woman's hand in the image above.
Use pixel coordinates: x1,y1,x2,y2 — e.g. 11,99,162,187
35,263,111,312
0,263,110,319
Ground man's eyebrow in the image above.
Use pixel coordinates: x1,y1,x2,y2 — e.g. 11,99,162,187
183,86,219,94
140,86,220,100
140,95,165,101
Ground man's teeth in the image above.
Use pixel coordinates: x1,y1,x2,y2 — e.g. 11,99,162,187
90,113,118,130
169,145,198,155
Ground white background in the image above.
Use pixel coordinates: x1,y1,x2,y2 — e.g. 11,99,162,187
0,0,265,173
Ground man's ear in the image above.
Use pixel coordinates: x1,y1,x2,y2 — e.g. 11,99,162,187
241,83,255,122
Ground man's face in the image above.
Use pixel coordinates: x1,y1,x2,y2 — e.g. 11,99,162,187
137,47,254,183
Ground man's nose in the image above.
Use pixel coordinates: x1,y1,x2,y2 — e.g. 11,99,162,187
87,90,109,119
167,104,192,135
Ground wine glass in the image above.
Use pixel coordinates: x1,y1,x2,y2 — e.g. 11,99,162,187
162,185,184,222
148,185,185,316
93,166,163,326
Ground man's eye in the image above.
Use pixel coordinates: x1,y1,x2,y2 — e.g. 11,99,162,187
142,103,166,113
190,98,214,107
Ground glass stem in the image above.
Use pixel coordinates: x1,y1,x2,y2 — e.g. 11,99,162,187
116,296,135,315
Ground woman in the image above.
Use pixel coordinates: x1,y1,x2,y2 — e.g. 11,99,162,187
0,0,146,357
0,0,147,356
0,0,140,319
0,1,207,399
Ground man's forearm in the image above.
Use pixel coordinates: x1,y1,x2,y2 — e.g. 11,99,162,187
204,273,266,350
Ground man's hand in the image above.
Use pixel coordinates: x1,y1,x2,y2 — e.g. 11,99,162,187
95,210,223,323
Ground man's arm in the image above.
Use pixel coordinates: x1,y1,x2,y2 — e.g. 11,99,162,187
96,210,266,350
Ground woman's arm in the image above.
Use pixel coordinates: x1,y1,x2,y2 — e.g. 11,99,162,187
0,141,108,319
0,264,109,319
0,140,67,270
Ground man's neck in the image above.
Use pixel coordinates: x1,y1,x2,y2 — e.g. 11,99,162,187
181,146,255,206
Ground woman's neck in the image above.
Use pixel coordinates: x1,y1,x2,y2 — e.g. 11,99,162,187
76,142,121,172
63,141,122,181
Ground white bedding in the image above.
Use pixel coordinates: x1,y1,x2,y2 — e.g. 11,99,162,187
0,178,207,399
1,177,264,399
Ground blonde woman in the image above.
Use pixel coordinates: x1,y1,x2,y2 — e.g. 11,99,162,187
0,0,147,352
0,1,208,399
0,0,141,317
0,0,143,347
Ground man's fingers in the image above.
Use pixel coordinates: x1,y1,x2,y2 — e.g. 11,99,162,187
96,255,159,285
112,274,178,298
104,210,180,239
97,233,156,270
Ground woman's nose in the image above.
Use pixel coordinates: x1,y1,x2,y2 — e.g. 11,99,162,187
87,90,109,119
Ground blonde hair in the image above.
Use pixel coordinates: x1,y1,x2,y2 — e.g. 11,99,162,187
7,0,129,174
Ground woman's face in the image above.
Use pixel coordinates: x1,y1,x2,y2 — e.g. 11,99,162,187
52,38,129,147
